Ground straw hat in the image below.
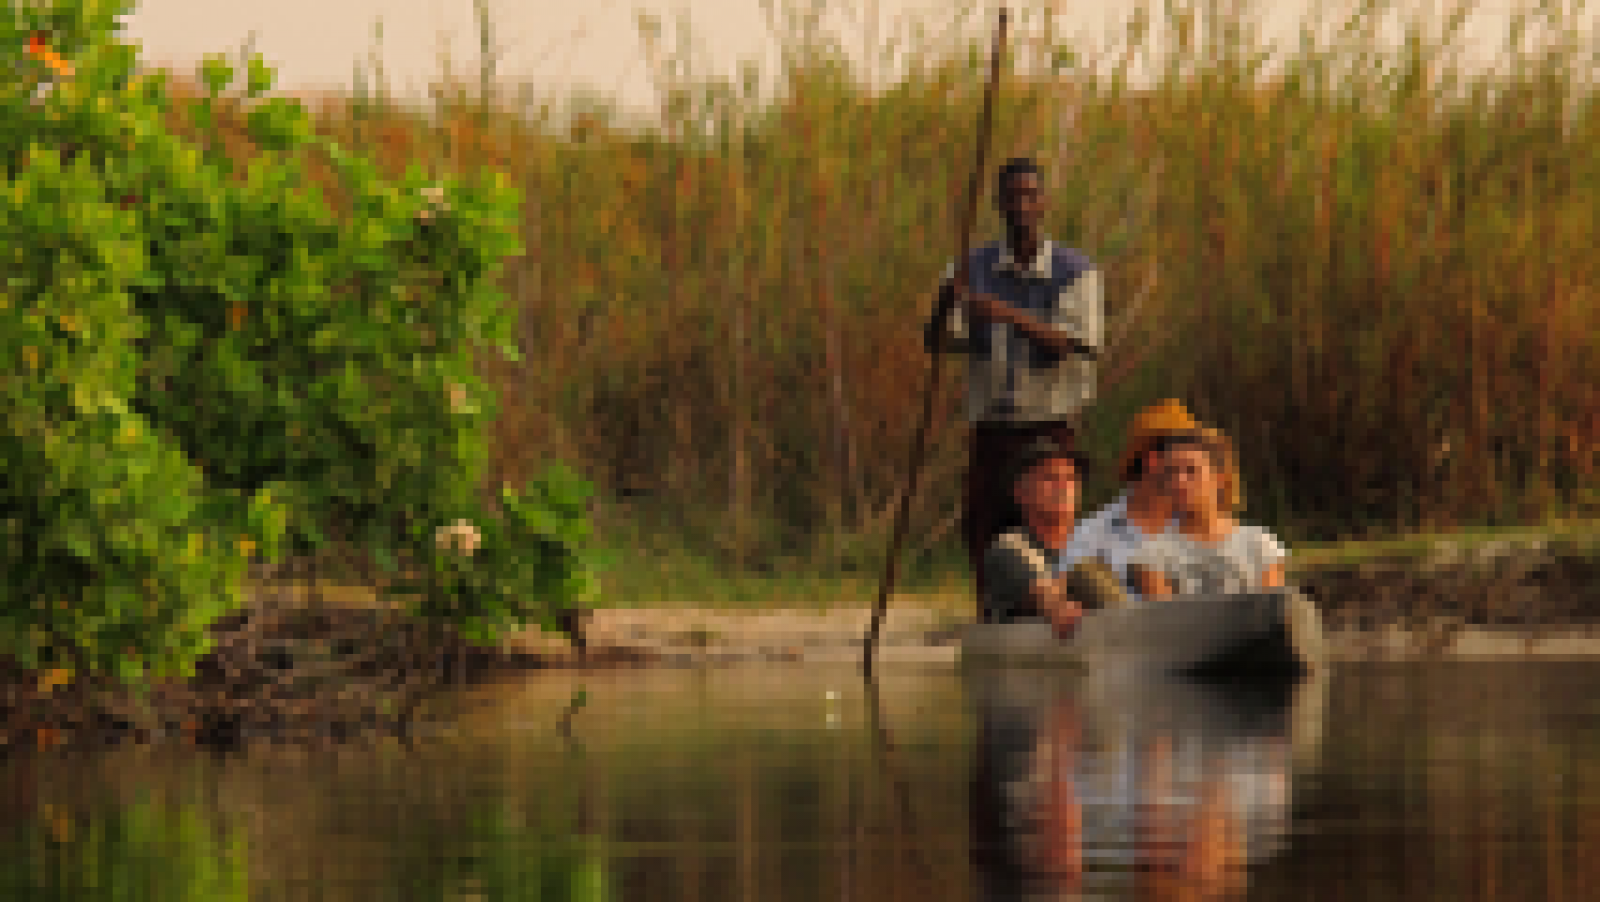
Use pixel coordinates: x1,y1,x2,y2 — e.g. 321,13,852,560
1118,399,1201,482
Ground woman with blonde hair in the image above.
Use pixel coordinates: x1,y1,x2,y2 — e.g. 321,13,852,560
1130,426,1287,598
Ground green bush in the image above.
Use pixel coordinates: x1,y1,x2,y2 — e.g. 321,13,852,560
1,0,591,684
393,466,602,647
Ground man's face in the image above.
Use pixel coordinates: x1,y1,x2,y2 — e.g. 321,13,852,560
1161,444,1219,513
999,171,1046,236
1017,458,1080,519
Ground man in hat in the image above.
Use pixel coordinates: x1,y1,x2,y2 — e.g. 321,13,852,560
981,438,1124,632
925,158,1103,614
1060,398,1200,600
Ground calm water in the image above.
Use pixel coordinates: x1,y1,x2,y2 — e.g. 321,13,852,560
4,660,1600,901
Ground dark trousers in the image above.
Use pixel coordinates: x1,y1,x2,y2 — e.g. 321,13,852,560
964,420,1079,615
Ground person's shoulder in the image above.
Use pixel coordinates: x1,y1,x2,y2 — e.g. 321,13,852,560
987,528,1047,566
1081,491,1127,525
1234,524,1288,559
943,242,1006,280
963,241,1007,266
986,529,1051,597
1050,244,1097,278
1073,505,1110,535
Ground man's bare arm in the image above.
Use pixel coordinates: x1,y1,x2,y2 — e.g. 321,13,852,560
961,288,1099,359
1260,563,1286,589
1030,579,1085,638
1132,565,1172,599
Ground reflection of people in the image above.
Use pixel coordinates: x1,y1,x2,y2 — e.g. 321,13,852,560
1016,694,1084,888
969,670,1305,901
1061,399,1199,600
1135,736,1249,901
924,158,1104,615
980,438,1119,636
1132,427,1287,599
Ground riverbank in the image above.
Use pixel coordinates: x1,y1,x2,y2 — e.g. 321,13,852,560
2,526,1594,752
572,528,1600,663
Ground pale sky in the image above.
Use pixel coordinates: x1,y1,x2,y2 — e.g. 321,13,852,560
117,0,1594,123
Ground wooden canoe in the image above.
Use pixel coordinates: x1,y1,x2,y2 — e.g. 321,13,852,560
959,587,1325,676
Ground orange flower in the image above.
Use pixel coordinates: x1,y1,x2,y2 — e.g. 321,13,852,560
27,32,74,79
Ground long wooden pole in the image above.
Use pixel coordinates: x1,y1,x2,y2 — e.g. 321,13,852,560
863,8,1009,680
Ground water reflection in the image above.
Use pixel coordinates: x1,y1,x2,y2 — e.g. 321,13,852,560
16,662,1600,900
968,665,1327,901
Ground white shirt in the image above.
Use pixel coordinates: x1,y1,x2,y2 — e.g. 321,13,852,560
1131,525,1289,596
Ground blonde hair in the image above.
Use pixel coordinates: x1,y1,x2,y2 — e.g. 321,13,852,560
1167,426,1245,513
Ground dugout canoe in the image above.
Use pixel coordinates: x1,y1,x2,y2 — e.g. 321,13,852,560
959,587,1325,676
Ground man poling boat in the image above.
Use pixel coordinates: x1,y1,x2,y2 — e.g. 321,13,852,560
862,8,1104,677
860,9,1320,678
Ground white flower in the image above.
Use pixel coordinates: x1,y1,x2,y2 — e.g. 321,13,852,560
434,519,482,557
418,182,451,223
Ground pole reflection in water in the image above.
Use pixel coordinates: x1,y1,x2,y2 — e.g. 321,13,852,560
967,663,1328,901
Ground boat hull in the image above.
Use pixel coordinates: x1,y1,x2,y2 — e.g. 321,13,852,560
959,588,1324,676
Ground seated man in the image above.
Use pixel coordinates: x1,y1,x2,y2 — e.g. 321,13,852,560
982,438,1126,635
1060,398,1199,601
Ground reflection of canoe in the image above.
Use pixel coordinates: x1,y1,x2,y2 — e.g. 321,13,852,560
964,664,1329,781
960,588,1324,676
1078,665,1330,773
966,660,1330,887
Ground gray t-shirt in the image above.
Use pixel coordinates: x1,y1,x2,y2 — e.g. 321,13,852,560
1129,525,1288,596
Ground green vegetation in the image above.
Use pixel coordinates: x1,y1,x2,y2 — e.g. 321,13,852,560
0,794,249,900
8,0,1599,643
383,795,612,902
2,0,598,687
1287,518,1600,569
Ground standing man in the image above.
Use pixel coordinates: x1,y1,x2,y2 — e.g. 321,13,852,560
925,157,1103,615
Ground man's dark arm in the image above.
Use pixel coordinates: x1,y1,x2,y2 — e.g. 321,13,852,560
964,288,1099,360
1007,307,1098,360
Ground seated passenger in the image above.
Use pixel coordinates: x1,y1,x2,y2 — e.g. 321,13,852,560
982,438,1125,635
1130,426,1287,599
1060,398,1198,600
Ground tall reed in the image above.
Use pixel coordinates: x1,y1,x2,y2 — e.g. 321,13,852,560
159,0,1600,571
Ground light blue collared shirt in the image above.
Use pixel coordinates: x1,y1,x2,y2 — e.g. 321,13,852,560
1057,490,1179,603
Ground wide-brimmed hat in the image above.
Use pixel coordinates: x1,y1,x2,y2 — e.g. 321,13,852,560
1118,399,1201,482
1007,437,1091,494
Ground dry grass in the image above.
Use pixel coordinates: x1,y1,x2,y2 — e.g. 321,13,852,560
149,0,1599,580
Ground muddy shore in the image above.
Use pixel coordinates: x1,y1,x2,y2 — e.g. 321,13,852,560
2,533,1594,751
